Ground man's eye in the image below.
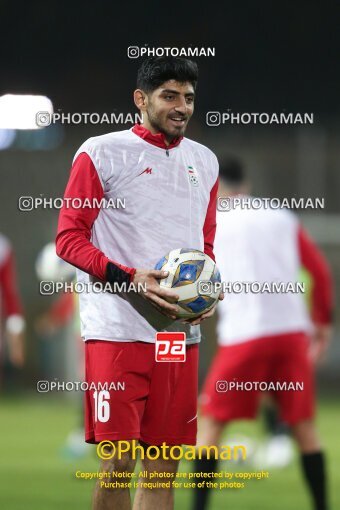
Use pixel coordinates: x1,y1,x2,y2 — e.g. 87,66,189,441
186,97,194,104
165,95,174,100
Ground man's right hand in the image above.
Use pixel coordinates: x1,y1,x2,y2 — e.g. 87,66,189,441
309,324,332,365
132,269,180,319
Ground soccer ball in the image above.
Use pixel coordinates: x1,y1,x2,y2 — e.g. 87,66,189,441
154,248,221,319
35,242,76,282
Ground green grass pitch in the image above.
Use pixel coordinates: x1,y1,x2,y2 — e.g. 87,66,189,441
0,395,338,510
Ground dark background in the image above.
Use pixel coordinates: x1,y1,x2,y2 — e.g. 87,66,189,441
1,1,339,113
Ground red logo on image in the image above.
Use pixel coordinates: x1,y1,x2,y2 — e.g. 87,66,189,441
155,332,186,362
138,167,153,176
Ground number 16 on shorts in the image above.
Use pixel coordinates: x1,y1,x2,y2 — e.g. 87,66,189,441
155,332,186,362
93,390,110,423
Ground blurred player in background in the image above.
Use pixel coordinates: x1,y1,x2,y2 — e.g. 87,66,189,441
0,233,25,381
253,397,294,468
35,243,77,337
35,243,88,458
56,57,222,510
192,158,333,510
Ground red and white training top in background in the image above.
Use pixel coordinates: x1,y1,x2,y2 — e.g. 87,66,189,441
56,125,219,344
0,234,25,341
215,197,333,346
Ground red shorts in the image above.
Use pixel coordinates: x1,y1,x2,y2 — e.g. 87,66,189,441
85,340,198,445
200,332,315,425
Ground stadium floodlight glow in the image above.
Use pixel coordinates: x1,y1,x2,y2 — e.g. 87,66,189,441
0,94,53,129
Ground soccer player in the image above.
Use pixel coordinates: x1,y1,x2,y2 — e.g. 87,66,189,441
56,57,222,510
192,158,333,510
0,233,25,381
34,244,87,458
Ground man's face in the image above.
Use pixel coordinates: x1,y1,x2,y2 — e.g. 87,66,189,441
144,80,195,139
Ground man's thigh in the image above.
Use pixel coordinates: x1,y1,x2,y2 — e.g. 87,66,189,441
270,332,315,425
199,342,266,422
85,340,155,443
140,344,199,446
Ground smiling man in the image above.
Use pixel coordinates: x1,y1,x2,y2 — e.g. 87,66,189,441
56,56,221,510
134,61,194,138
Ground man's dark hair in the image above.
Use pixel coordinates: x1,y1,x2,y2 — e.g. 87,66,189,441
137,57,198,93
219,157,246,186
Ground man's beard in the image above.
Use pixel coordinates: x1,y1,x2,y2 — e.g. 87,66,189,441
147,108,185,140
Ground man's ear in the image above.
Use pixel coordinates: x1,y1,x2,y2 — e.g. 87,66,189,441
134,89,148,112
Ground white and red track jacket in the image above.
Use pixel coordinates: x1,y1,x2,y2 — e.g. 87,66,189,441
56,124,219,343
215,198,333,345
0,234,25,340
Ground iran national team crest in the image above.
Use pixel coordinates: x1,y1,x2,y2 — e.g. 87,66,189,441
188,165,199,186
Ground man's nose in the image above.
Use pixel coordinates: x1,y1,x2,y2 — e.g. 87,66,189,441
174,97,188,113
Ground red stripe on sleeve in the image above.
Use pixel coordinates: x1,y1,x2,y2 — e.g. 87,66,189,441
56,152,135,282
203,178,219,262
298,226,333,325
